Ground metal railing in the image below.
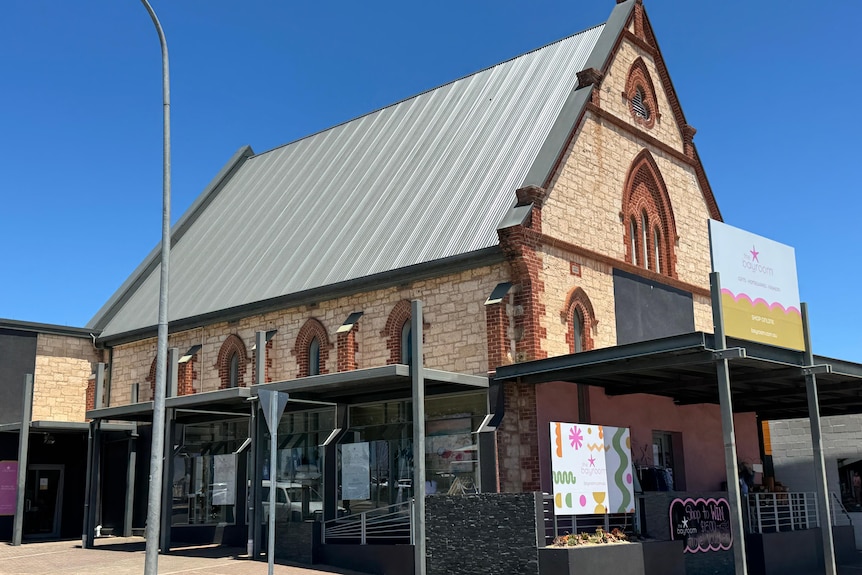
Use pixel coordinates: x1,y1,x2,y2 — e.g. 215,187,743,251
830,491,853,527
322,500,413,545
747,491,854,533
541,494,637,545
747,492,819,533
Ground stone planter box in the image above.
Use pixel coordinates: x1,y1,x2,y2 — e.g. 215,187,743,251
539,540,684,575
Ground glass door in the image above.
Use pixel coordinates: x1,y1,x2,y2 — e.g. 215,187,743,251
23,465,64,539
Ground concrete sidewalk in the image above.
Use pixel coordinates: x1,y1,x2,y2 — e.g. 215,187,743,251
0,537,370,575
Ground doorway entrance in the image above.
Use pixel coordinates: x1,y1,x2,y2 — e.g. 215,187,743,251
23,465,64,539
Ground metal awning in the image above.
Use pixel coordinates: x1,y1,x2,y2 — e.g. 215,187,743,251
0,420,136,433
494,332,862,420
256,364,488,404
86,365,488,422
86,386,253,422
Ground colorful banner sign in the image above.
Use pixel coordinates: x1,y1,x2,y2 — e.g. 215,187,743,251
708,220,804,351
669,497,732,553
0,461,18,516
549,422,634,515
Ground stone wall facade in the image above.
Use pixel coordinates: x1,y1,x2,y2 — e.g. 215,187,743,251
768,416,862,496
32,333,100,422
108,264,508,405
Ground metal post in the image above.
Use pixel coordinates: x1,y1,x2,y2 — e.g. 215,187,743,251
256,331,266,387
83,420,96,548
168,348,179,398
140,0,171,573
13,375,33,546
95,363,106,409
710,272,748,575
253,413,264,559
88,420,103,544
802,302,837,575
247,401,256,558
124,430,138,537
410,300,426,575
268,397,278,575
124,383,139,538
159,408,175,553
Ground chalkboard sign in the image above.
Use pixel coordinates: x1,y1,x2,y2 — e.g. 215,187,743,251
669,497,732,553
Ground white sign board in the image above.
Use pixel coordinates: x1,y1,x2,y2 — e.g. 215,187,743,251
212,453,236,505
341,442,370,500
550,422,635,515
708,219,804,350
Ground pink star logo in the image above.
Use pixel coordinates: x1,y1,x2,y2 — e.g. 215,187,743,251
588,455,596,467
750,246,759,262
569,426,583,450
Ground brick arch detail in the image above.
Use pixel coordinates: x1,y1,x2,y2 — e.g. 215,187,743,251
622,150,677,278
382,300,412,365
146,357,157,399
624,57,660,129
562,287,597,353
217,334,249,389
293,318,332,377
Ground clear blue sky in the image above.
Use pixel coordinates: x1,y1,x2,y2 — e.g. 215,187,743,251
2,1,858,362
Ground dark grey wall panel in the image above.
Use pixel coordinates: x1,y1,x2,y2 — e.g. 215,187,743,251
613,270,695,346
0,328,37,424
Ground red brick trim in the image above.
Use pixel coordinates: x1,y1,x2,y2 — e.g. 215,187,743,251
383,301,412,365
561,287,597,353
485,299,510,375
216,334,248,389
622,149,678,278
584,103,720,221
624,57,660,129
623,6,722,221
86,376,95,412
336,323,360,372
146,357,157,400
293,318,332,377
527,229,710,298
178,356,197,396
497,226,547,364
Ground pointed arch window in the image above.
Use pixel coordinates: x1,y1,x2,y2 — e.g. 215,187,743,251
309,337,321,376
294,319,331,378
622,150,677,278
217,335,248,390
563,287,596,354
625,58,659,129
228,352,239,388
641,211,650,270
401,321,413,366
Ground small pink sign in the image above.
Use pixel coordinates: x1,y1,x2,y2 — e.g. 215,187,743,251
0,461,18,516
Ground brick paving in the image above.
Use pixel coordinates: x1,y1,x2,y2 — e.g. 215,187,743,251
0,538,367,575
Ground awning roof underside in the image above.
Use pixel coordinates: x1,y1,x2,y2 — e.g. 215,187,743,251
86,365,488,423
494,332,862,421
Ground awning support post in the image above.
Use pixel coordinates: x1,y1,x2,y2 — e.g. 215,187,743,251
802,302,837,575
710,271,748,575
411,300,426,575
13,374,33,547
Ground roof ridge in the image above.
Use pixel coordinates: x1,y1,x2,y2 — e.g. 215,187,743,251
250,22,607,160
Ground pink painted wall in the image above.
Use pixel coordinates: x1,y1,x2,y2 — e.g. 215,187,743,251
535,381,760,494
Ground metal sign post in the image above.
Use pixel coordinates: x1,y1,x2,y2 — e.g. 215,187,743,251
710,272,748,575
258,390,289,575
801,303,837,575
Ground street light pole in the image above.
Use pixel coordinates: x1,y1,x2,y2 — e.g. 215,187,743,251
138,1,171,574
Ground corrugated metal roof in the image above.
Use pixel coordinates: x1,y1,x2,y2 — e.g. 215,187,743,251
94,23,606,339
